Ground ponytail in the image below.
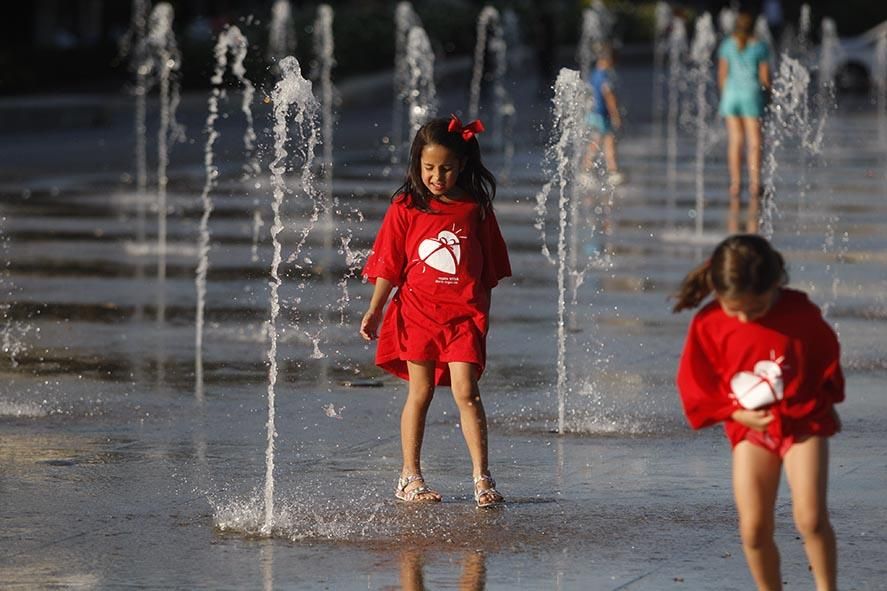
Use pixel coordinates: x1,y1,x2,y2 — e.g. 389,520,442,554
672,234,788,313
672,260,713,312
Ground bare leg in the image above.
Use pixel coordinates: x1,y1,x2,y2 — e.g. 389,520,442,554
603,133,619,173
582,134,602,173
743,116,763,233
725,116,744,234
733,440,783,590
784,437,837,591
448,362,502,504
401,360,441,501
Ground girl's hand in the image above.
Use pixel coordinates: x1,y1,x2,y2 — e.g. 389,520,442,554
730,408,774,431
359,308,382,341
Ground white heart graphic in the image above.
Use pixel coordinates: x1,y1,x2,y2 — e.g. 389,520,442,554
417,230,461,274
730,359,784,410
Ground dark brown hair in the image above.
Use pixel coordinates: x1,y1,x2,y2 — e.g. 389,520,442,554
734,11,755,50
392,117,496,214
672,234,788,312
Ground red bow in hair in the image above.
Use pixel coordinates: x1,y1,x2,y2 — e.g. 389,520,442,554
448,114,485,141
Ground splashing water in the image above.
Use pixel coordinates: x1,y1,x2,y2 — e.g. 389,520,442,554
391,2,422,164
876,29,887,148
267,0,296,70
755,15,774,51
251,210,265,263
665,17,687,228
195,25,254,399
577,9,602,79
405,26,437,140
263,56,320,534
817,18,842,116
534,69,590,435
0,213,31,366
146,3,183,324
760,57,823,238
467,6,513,157
798,4,812,60
717,7,735,39
689,13,716,238
652,2,671,142
313,4,335,199
120,0,151,245
468,6,499,119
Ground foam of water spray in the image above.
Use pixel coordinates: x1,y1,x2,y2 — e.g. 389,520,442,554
577,8,604,80
817,18,841,115
391,2,422,164
121,0,150,245
262,56,320,534
312,4,337,288
468,6,499,119
533,68,590,435
195,25,254,398
798,4,812,59
761,57,824,238
652,2,671,142
251,210,265,263
689,13,716,238
876,29,887,148
267,0,296,68
405,26,437,140
467,6,513,156
665,17,687,228
718,7,735,39
0,214,31,366
146,2,182,324
754,15,774,59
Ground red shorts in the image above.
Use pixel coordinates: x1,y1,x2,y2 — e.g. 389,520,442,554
743,429,809,458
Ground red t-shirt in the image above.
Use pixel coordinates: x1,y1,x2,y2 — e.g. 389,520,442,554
363,194,511,385
676,288,844,447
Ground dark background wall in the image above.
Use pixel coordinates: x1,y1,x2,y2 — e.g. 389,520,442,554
1,1,885,95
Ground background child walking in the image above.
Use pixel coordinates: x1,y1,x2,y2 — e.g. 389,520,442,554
673,234,843,591
718,10,771,233
360,115,511,508
582,44,623,186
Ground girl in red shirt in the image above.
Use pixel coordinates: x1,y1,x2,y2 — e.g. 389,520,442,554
360,116,511,508
674,234,843,591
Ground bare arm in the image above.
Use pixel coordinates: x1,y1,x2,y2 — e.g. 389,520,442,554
758,61,770,91
602,86,621,129
359,277,394,341
717,58,728,92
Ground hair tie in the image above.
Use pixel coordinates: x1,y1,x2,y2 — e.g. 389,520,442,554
448,114,485,142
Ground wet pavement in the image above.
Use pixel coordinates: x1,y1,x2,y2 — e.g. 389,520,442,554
1,58,886,590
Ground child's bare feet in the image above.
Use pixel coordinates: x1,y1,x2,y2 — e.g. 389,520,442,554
395,474,442,502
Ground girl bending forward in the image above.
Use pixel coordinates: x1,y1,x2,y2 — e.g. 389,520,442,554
674,234,843,591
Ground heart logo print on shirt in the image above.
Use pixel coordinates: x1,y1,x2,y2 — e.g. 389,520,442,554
730,353,785,410
418,230,461,274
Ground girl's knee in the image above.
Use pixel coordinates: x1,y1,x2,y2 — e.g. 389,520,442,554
739,518,775,549
407,383,435,404
793,509,831,539
451,383,480,408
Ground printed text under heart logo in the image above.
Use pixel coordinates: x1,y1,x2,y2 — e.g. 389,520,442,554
730,355,785,410
418,230,461,274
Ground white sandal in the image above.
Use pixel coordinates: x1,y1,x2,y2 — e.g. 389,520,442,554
473,474,504,508
395,474,441,503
